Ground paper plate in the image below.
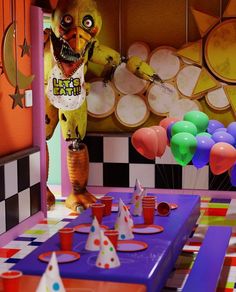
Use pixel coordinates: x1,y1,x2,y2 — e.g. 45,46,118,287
38,251,80,263
74,223,109,234
132,224,164,234
117,240,148,252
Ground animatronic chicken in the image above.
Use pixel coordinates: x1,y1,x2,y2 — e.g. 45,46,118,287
44,0,162,212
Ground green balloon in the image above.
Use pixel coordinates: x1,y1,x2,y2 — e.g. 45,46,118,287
183,111,209,133
171,132,197,166
171,120,198,137
197,132,212,138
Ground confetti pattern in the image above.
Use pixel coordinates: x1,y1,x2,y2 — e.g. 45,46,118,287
115,199,134,240
85,217,101,251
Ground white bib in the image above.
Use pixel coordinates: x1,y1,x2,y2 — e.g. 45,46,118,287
47,63,86,110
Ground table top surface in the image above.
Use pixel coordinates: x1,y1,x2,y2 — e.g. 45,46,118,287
13,192,200,292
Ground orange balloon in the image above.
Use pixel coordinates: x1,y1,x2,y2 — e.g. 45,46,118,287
131,127,158,160
210,142,236,175
150,126,167,157
159,117,180,130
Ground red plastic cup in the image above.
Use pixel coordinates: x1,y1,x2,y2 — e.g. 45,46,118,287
59,227,74,250
0,270,22,292
157,202,170,216
142,196,156,202
104,230,119,250
100,196,113,216
91,203,105,224
143,205,155,224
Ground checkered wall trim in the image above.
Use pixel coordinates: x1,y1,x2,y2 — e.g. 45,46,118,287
84,135,236,192
0,148,41,235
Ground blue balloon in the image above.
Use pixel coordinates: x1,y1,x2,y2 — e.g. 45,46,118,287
227,122,236,140
207,120,224,134
192,136,215,168
215,127,227,132
212,131,235,145
230,164,236,187
167,123,175,142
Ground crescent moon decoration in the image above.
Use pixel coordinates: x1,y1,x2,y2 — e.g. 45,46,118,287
19,0,31,57
0,0,5,75
2,23,34,89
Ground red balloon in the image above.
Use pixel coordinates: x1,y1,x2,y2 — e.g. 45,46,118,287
150,126,167,157
131,127,158,160
210,142,236,175
159,117,180,130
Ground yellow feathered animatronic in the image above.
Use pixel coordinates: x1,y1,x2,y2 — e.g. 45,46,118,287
44,0,162,212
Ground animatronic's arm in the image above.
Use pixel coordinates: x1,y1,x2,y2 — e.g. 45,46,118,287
90,42,163,83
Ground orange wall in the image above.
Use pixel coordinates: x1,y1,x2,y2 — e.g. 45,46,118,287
0,0,33,157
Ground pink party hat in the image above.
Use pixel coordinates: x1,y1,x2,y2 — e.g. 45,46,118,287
85,217,101,251
115,199,134,240
96,231,120,269
131,179,143,204
36,252,65,292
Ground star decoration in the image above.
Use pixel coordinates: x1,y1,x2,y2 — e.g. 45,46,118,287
9,85,25,109
19,38,31,57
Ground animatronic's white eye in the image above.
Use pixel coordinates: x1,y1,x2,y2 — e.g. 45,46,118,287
61,14,73,29
82,15,94,29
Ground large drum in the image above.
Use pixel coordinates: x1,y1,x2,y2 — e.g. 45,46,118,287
176,65,202,98
127,41,150,62
146,82,180,116
87,79,117,118
113,63,148,95
115,94,149,127
149,46,181,81
168,98,201,119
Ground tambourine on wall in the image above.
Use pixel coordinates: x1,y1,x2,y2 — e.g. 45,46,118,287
87,0,236,133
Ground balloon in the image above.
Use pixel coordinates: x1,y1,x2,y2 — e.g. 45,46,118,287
215,127,227,132
183,110,209,133
207,120,224,134
192,136,215,168
171,121,198,137
211,131,235,145
229,164,236,186
150,126,167,157
131,127,158,160
227,122,236,140
197,132,212,138
210,142,236,175
171,132,197,166
159,117,180,130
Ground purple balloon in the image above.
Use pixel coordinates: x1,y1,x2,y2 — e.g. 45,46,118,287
215,127,227,132
227,122,236,140
230,164,236,187
212,131,235,145
207,120,224,134
192,136,215,168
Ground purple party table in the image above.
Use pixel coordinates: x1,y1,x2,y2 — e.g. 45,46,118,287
13,192,200,292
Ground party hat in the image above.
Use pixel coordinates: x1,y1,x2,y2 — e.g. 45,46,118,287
36,252,65,292
85,217,101,251
96,231,120,269
115,199,134,240
131,178,143,204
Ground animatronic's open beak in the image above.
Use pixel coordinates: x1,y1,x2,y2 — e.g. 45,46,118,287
75,27,92,55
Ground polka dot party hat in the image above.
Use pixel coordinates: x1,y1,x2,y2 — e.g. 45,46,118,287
36,252,65,292
131,178,143,204
115,199,134,240
95,231,120,269
85,217,101,251
132,188,147,216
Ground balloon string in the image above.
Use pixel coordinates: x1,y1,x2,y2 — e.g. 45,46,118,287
156,164,170,188
216,174,228,191
23,0,26,38
161,164,170,188
13,0,18,86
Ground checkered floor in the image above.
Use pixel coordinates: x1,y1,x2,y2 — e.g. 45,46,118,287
1,189,236,292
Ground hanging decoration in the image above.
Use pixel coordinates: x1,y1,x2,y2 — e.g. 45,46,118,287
0,0,5,75
2,0,34,90
8,0,25,108
19,0,31,57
